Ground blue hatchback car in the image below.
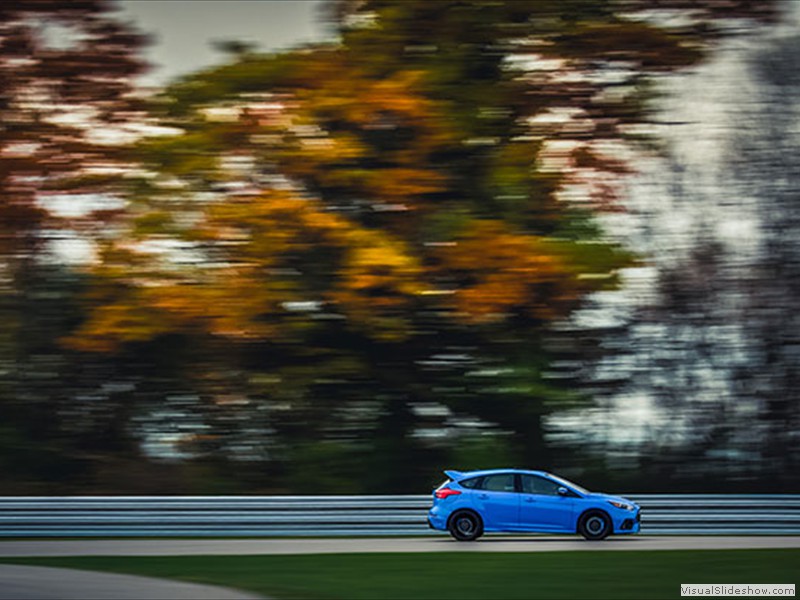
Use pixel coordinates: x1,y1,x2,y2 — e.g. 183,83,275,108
427,468,640,541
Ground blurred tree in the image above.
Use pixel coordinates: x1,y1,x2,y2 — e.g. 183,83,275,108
547,6,797,492
0,0,153,492
62,0,778,492
732,31,800,483
0,0,148,271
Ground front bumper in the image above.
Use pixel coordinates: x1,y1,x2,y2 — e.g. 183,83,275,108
615,509,641,534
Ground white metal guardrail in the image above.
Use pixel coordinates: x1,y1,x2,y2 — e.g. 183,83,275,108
0,495,798,537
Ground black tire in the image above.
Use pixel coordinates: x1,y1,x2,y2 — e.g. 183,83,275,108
578,510,612,541
448,511,483,541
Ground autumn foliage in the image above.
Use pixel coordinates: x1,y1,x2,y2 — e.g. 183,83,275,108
0,0,781,492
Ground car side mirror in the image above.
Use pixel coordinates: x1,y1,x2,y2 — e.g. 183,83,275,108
557,487,569,496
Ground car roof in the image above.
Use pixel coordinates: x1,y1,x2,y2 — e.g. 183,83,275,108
447,468,551,480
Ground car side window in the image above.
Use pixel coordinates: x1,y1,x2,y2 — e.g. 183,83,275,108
479,473,516,493
459,477,480,489
521,475,562,496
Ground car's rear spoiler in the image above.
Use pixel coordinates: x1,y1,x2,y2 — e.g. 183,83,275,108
444,470,464,481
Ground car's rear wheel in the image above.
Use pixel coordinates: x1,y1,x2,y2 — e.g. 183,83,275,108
448,511,483,541
578,510,612,541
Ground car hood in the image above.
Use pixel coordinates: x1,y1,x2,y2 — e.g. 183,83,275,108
583,492,639,508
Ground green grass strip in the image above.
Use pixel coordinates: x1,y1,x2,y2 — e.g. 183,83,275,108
3,548,798,599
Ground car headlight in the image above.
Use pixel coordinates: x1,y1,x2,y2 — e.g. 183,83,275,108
608,500,634,511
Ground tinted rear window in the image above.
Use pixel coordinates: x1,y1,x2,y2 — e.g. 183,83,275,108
480,473,516,492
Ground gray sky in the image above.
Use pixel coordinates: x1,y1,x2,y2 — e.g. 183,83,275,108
116,0,328,85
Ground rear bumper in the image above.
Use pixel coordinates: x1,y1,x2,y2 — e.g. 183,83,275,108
427,508,448,531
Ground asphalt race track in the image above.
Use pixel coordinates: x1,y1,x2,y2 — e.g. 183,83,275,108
1,535,799,557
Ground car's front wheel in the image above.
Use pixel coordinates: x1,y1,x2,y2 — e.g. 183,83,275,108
578,510,612,541
448,511,483,541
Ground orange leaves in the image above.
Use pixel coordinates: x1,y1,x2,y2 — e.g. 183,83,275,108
66,182,620,350
434,220,580,324
212,192,424,338
66,187,430,348
361,167,448,202
297,67,443,131
331,229,422,339
64,297,167,353
207,191,345,259
268,65,454,213
347,70,447,129
65,274,280,351
63,15,638,355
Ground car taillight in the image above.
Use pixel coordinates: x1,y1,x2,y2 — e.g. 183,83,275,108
434,487,462,499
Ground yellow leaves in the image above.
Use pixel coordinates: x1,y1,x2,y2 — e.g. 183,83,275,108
66,186,428,349
230,193,423,335
365,168,447,200
67,190,611,351
434,220,580,324
352,70,437,122
300,68,437,127
195,279,278,341
209,192,424,339
265,66,455,212
207,191,346,259
281,130,368,177
145,273,278,341
332,231,422,320
63,288,177,352
64,43,628,355
64,274,281,351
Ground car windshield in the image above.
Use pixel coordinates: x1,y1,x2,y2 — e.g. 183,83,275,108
546,473,590,495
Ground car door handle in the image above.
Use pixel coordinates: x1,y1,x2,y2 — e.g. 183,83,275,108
478,493,489,499
524,497,536,503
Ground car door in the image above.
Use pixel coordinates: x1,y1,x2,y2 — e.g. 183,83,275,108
518,474,575,532
471,472,519,530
